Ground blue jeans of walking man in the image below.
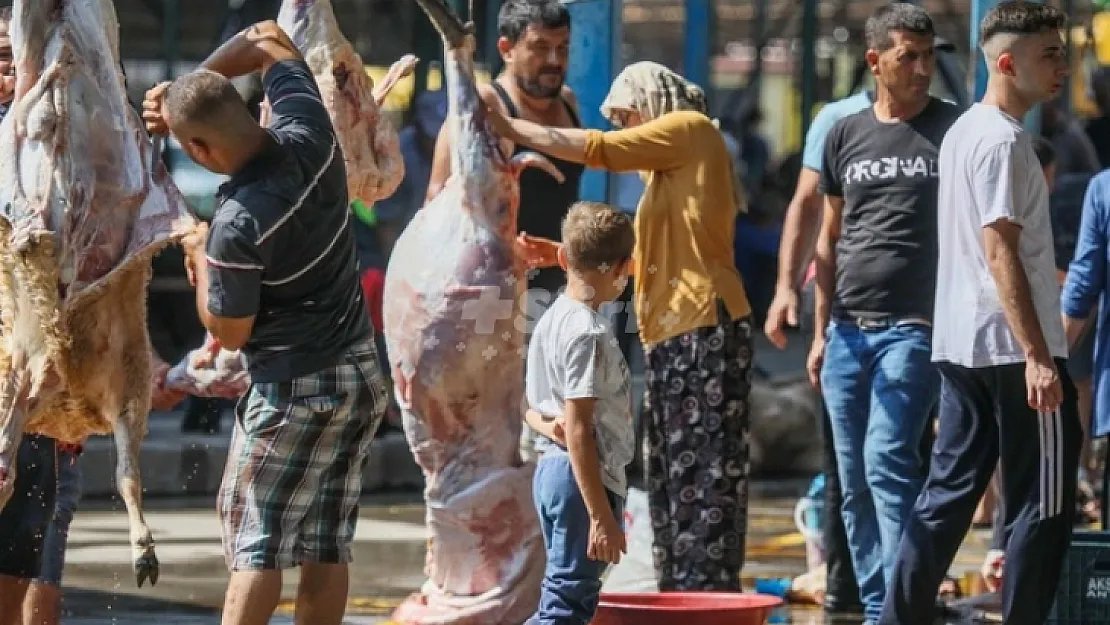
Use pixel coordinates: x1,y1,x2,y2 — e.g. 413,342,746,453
820,321,938,622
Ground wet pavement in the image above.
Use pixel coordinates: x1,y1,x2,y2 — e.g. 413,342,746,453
51,483,1009,624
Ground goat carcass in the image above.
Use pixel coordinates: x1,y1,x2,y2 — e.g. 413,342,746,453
0,0,196,587
167,0,417,401
383,1,565,622
275,0,416,205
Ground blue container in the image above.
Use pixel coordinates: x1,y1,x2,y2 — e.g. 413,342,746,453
753,577,792,598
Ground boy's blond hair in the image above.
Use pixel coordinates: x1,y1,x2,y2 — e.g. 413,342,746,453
561,201,634,272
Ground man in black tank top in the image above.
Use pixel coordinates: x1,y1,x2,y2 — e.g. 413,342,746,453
427,0,583,319
489,81,584,301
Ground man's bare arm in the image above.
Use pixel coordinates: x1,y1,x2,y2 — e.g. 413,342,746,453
776,168,824,291
984,220,1053,361
812,195,843,337
199,20,302,81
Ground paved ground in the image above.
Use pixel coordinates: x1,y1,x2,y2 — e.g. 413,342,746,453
47,328,1005,623
51,481,1008,624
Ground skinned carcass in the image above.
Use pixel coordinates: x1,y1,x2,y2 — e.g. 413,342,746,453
167,0,417,401
0,0,196,587
275,0,416,205
383,1,565,622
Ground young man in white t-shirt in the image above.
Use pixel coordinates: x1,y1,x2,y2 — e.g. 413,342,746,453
522,201,635,625
879,3,1078,624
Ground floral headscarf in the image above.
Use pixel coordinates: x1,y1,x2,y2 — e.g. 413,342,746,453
600,61,709,124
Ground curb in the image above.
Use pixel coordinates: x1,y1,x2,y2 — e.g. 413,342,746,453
78,414,424,498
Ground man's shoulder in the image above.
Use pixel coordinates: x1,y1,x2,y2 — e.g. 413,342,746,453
823,109,871,147
217,185,294,241
478,83,509,113
1089,167,1110,189
817,92,871,123
942,111,1019,163
1081,169,1110,208
559,85,578,110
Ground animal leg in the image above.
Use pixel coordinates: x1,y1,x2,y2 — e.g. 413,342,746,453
112,412,158,587
509,152,565,183
371,54,419,106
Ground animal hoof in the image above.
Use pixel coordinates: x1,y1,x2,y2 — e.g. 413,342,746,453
134,553,159,587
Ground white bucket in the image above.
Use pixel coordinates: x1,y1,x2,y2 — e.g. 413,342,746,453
794,496,826,571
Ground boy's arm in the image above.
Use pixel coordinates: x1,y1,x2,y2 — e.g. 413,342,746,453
524,407,566,445
564,398,611,520
565,396,623,564
561,334,624,562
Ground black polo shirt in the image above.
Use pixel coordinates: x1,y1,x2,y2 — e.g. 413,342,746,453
204,59,370,383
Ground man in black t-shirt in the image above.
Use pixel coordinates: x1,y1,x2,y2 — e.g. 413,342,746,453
806,4,960,622
143,20,387,625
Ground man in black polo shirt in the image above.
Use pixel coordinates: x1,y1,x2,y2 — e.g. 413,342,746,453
142,20,387,625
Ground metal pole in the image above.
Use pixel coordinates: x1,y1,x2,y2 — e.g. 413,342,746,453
1061,0,1073,112
751,0,767,102
563,0,621,203
683,0,713,90
487,0,503,74
163,0,181,82
800,0,818,139
968,0,997,101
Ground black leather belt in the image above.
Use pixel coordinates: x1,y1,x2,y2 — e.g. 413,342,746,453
837,315,931,330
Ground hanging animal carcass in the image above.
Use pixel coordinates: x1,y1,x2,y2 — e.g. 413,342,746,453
0,0,196,587
383,0,567,622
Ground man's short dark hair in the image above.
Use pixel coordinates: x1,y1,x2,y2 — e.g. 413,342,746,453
1032,136,1056,168
980,1,1066,46
865,3,935,51
164,69,253,131
497,0,570,43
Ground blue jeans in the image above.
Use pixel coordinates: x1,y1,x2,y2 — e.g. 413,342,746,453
820,321,938,622
527,453,624,625
35,447,81,585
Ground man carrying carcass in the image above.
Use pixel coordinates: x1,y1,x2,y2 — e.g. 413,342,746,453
0,9,58,621
142,19,388,625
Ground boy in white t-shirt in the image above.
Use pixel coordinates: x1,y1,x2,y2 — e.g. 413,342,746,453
522,201,635,625
880,3,1079,624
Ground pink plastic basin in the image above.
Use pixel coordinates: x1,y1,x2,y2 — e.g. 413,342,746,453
590,592,785,625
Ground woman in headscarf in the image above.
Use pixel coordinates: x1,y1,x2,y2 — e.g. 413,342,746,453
491,61,753,592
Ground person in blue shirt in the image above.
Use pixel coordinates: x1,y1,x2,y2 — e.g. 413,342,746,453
1061,168,1110,524
765,89,873,348
763,88,872,619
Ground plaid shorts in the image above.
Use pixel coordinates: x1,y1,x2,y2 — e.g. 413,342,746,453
217,338,388,571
